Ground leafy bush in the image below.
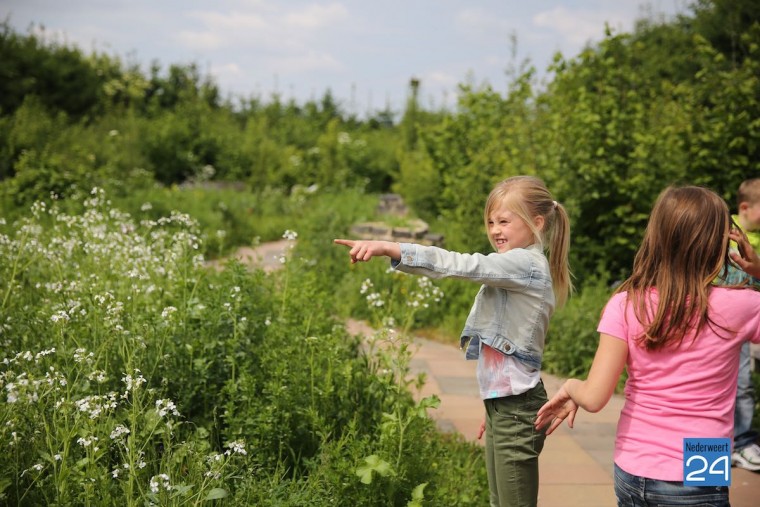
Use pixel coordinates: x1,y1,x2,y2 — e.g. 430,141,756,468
0,189,488,506
542,276,615,381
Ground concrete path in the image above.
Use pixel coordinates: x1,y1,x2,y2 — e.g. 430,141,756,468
346,320,760,507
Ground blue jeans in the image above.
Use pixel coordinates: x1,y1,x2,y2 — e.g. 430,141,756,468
614,464,729,507
734,342,758,450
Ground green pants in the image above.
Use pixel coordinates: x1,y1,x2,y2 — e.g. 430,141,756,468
484,382,547,507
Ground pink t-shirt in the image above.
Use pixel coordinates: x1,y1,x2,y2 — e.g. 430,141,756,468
598,287,760,481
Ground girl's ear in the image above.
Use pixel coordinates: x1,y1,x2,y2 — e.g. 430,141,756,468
533,215,545,232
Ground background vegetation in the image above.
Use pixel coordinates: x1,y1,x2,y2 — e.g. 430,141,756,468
1,0,759,504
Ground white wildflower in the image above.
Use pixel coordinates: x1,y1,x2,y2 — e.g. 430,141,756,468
110,425,130,440
225,440,247,456
34,348,56,361
150,474,171,493
366,292,384,307
88,370,107,383
50,311,69,323
155,398,180,418
77,436,99,447
73,348,94,363
122,369,146,391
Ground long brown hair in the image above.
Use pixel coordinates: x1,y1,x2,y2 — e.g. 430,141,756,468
484,175,573,307
616,186,733,350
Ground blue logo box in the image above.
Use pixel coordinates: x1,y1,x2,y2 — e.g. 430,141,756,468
683,438,731,486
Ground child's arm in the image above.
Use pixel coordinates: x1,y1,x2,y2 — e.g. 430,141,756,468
729,229,760,279
334,239,401,264
535,333,627,435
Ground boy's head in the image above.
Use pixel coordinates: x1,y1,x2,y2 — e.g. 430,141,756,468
737,178,760,232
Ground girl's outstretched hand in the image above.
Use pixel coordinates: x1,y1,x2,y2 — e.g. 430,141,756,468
729,228,760,279
534,381,579,435
333,239,400,263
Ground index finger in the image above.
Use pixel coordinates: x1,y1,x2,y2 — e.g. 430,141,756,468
333,239,355,248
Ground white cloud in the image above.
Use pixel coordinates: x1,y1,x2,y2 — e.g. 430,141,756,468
454,7,514,43
211,62,243,77
422,70,459,89
268,49,343,74
284,2,349,29
533,7,627,48
174,3,351,74
176,30,224,51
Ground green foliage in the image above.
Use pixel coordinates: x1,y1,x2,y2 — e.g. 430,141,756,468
0,190,488,506
542,277,612,379
0,22,101,118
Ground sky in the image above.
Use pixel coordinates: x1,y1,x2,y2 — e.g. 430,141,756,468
2,0,690,117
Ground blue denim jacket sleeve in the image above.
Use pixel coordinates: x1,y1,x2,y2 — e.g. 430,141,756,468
717,263,760,287
391,242,535,289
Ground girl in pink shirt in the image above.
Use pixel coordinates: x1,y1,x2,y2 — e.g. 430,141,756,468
535,185,760,506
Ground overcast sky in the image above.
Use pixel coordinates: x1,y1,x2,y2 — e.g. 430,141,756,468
3,0,690,117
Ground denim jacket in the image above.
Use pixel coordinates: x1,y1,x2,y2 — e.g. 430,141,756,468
392,242,555,370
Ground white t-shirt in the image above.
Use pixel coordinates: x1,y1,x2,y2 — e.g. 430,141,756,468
477,342,540,400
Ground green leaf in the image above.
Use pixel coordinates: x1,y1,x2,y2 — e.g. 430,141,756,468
204,488,228,501
173,484,193,496
416,395,440,417
356,465,374,485
408,482,428,505
355,454,394,484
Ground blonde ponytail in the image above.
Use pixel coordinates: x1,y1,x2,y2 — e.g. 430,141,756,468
547,201,573,307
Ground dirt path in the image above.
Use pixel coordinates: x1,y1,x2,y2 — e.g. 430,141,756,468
205,239,294,272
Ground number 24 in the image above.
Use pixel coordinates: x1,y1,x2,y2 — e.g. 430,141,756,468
685,455,729,482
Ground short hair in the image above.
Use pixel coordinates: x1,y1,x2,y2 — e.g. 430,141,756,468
737,178,760,207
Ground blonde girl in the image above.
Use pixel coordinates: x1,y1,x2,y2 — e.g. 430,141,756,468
335,175,571,507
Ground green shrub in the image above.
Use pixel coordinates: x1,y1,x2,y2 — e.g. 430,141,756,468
543,276,615,381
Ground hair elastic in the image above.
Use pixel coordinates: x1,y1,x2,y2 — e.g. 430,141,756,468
552,200,558,209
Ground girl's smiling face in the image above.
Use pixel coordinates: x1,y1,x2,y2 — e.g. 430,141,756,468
487,203,539,253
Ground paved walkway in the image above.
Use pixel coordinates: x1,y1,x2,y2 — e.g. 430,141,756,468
346,320,760,507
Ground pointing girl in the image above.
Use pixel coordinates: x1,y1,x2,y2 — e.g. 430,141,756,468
336,175,572,507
